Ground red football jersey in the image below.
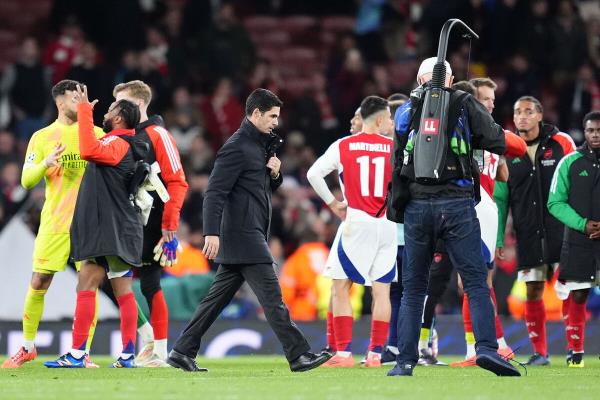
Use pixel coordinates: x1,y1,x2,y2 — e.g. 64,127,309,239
476,150,500,200
338,132,393,216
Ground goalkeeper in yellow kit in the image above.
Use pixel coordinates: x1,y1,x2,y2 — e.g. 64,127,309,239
1,80,104,368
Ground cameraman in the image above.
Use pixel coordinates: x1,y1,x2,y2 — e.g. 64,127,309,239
387,58,518,376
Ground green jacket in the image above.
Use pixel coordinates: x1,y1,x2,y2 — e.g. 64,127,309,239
547,144,600,281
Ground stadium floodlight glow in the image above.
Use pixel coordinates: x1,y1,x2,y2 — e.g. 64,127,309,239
413,18,479,182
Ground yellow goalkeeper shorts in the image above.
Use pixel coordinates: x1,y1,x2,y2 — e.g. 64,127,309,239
32,233,72,274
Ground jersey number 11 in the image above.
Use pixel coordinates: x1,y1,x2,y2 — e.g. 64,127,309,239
356,156,385,198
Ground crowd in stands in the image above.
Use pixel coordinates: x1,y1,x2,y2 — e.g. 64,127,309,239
0,0,599,320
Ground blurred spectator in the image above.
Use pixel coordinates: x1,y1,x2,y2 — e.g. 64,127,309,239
196,2,257,83
355,0,388,63
279,131,308,178
180,172,209,234
504,53,540,106
122,50,170,114
0,161,28,220
114,50,139,85
184,136,214,174
550,0,589,87
280,229,329,321
166,240,210,277
372,64,391,96
0,130,19,170
163,7,188,86
246,58,283,97
164,224,210,277
587,17,600,69
287,90,323,153
559,63,600,143
164,86,204,157
66,41,113,125
1,37,51,144
145,26,170,77
42,15,83,84
200,77,244,150
486,0,524,64
519,0,552,79
325,33,357,83
332,48,368,128
313,73,338,131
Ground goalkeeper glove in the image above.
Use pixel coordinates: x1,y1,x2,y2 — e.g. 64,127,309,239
153,236,183,267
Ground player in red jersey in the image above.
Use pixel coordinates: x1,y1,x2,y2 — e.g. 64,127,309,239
307,96,397,368
450,78,526,366
112,81,188,367
323,106,363,354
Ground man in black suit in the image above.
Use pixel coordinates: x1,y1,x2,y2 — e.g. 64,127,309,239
167,88,331,372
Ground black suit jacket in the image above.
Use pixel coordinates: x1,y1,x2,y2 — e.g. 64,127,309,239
203,118,282,264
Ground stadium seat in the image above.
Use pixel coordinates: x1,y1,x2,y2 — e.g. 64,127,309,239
257,47,281,63
387,61,419,88
282,77,315,99
249,31,291,49
321,16,356,33
244,15,279,33
280,15,319,45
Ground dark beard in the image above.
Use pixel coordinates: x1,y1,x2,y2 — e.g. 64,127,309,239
102,119,113,133
65,109,78,122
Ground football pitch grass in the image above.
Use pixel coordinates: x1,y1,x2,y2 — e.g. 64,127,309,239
2,355,600,400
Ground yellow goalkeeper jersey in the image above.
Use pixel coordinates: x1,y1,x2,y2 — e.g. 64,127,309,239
22,120,105,235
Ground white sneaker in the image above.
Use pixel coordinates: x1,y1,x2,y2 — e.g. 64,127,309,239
135,353,170,368
136,342,154,364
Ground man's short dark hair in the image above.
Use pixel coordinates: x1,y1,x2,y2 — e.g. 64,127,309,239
583,111,600,127
51,80,81,100
114,99,140,129
245,88,283,116
515,96,543,114
470,77,497,91
360,96,388,120
452,81,476,95
388,93,409,116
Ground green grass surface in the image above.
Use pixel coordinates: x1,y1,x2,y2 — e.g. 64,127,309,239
1,355,600,400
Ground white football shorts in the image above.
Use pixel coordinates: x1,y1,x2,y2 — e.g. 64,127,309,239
323,208,397,284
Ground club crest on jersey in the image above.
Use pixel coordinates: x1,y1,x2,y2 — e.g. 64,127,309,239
100,136,119,145
422,118,439,135
543,148,553,159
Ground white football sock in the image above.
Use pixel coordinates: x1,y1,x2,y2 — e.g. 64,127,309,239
70,349,86,359
154,339,168,359
137,322,154,345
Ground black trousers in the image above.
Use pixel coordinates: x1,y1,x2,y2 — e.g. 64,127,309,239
173,263,310,362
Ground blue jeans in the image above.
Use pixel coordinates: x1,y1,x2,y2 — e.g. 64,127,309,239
397,198,497,365
387,246,404,348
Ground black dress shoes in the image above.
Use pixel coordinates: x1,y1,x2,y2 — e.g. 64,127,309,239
167,350,208,372
289,351,333,372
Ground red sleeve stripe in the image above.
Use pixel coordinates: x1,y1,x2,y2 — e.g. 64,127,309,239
554,131,576,155
154,126,181,173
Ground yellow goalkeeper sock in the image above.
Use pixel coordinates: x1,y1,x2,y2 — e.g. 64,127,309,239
465,331,476,346
418,327,430,350
23,286,47,349
465,331,476,358
85,290,99,353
